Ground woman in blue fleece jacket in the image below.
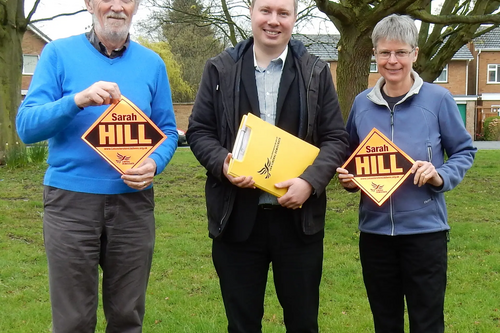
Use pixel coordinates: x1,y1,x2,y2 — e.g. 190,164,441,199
337,14,476,333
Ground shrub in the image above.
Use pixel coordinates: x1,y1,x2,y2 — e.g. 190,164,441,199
4,142,29,169
4,141,48,169
484,116,500,141
29,142,49,164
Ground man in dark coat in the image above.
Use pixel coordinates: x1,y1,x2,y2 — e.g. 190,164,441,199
187,0,348,331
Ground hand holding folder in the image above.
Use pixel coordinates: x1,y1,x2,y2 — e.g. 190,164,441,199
228,113,320,197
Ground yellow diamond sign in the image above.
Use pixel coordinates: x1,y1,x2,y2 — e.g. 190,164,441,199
341,128,415,206
81,96,167,174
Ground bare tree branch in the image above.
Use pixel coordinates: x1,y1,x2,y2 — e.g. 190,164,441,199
221,0,238,45
25,0,42,23
411,10,500,24
30,9,88,24
314,0,354,26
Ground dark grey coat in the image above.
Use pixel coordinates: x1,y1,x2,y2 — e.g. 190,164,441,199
187,38,348,240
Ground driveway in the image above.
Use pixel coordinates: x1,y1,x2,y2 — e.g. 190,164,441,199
473,141,500,150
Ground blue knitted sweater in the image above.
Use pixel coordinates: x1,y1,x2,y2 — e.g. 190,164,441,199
17,34,178,194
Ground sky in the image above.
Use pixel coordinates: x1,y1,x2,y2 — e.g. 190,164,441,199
25,0,337,41
26,0,91,40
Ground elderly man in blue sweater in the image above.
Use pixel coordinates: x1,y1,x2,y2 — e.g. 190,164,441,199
16,0,177,332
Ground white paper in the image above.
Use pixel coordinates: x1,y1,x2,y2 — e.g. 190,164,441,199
232,116,251,161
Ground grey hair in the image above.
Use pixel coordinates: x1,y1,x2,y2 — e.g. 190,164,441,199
372,14,418,49
251,0,298,15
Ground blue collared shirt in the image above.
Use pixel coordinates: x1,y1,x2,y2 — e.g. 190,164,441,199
253,46,288,126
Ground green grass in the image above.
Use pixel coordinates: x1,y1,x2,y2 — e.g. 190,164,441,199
0,150,499,332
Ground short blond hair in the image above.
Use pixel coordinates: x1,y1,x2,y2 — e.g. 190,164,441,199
251,0,298,15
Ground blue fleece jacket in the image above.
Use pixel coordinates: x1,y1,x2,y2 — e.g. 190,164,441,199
16,34,178,194
347,71,476,236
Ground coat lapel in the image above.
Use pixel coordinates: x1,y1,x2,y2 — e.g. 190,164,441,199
241,47,260,118
276,50,295,124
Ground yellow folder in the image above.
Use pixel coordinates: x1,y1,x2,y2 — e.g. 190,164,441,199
228,113,320,197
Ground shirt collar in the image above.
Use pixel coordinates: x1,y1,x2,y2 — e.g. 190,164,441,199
86,28,130,59
253,45,288,70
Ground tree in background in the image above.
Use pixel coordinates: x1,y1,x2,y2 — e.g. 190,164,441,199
141,0,320,92
144,0,321,46
138,38,194,102
0,0,85,164
414,1,500,82
314,0,500,120
142,0,225,92
0,0,34,164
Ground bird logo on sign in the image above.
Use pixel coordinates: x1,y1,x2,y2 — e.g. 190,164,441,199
370,182,386,193
116,153,131,164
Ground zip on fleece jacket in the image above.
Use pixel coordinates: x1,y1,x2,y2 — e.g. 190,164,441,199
367,71,424,235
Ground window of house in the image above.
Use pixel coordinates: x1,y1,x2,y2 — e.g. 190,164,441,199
370,62,377,73
434,64,448,83
22,55,39,75
488,64,500,83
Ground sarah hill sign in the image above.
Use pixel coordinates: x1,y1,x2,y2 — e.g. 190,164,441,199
81,96,166,174
341,128,415,206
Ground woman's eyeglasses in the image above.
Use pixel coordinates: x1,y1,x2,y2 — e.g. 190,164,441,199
375,49,415,59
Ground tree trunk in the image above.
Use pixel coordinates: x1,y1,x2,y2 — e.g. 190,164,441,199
335,28,373,122
0,0,26,164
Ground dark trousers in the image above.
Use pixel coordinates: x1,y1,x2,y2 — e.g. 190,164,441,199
212,206,323,333
43,186,155,333
359,231,448,333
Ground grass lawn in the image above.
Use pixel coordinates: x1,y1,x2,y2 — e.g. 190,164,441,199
0,149,499,332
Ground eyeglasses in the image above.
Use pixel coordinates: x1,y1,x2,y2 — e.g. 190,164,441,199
375,49,415,60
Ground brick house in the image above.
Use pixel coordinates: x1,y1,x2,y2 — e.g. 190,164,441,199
21,24,51,97
433,43,476,137
469,26,500,134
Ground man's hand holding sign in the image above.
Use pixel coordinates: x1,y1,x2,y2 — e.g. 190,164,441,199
81,96,166,190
